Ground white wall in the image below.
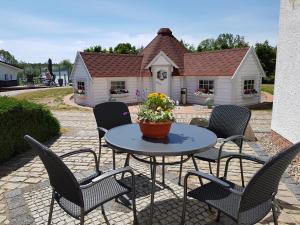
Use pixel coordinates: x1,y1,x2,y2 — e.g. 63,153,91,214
184,76,232,105
0,63,19,80
231,50,262,106
271,0,300,143
72,55,93,106
171,76,182,101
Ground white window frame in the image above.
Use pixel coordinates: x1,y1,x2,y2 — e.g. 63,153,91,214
198,79,214,95
243,79,257,96
110,80,128,95
76,81,86,95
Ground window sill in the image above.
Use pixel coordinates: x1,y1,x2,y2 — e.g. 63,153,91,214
110,93,130,98
195,93,214,98
243,94,258,98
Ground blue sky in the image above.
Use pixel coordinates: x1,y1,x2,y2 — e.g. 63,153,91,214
0,0,280,63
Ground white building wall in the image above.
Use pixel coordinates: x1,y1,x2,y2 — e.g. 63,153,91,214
231,50,262,106
0,63,19,80
184,76,232,105
171,76,182,101
72,56,93,106
271,0,300,143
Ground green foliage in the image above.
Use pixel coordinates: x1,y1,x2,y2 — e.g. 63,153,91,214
180,40,196,52
84,45,104,53
114,43,138,54
0,49,18,65
84,43,141,54
197,33,249,52
0,97,60,162
138,93,175,122
261,84,274,95
255,41,276,83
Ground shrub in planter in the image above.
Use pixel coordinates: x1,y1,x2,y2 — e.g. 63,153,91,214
0,96,60,162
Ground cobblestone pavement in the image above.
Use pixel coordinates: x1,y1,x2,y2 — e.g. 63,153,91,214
0,109,299,225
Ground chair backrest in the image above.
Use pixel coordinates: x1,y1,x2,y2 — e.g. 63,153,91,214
24,135,83,206
208,105,251,147
93,101,132,138
240,143,300,212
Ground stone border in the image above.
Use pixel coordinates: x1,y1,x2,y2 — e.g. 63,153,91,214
248,142,300,201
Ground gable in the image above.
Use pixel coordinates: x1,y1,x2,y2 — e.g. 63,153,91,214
145,51,179,68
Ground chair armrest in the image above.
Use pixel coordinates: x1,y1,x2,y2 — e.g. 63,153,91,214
223,135,244,143
224,153,266,178
80,166,134,189
97,127,108,133
185,170,230,188
59,148,99,172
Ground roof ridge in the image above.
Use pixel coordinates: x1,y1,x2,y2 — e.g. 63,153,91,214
184,47,250,55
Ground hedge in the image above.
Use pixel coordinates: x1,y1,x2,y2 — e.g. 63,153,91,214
0,96,60,162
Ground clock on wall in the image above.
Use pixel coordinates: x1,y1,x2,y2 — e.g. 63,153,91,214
157,70,167,81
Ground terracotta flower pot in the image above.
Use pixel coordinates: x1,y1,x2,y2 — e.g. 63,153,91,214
138,120,172,139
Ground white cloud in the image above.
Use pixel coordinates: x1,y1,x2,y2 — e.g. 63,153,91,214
0,40,4,44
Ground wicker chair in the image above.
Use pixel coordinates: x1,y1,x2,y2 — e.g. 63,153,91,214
24,135,137,225
181,142,300,225
93,102,132,169
179,105,251,187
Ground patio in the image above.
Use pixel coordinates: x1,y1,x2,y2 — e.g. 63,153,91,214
0,109,300,225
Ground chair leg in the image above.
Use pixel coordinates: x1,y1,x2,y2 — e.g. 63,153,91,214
239,158,245,187
131,172,138,224
98,139,102,169
121,154,130,180
80,208,85,225
192,157,203,186
181,176,188,225
150,157,153,180
272,203,279,225
47,193,55,225
101,205,105,215
162,156,165,185
215,210,221,222
112,150,116,170
178,155,183,185
208,162,213,174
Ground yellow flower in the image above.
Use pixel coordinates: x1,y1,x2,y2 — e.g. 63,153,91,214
156,106,162,111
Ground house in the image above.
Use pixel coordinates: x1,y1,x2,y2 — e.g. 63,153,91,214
271,0,300,148
0,61,22,87
70,28,265,107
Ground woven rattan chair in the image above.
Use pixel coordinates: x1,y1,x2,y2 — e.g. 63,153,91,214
181,143,300,225
179,105,251,187
93,102,132,169
24,135,137,225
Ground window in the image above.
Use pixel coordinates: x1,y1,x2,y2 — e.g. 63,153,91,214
4,74,8,80
198,80,214,94
110,81,128,94
243,80,257,95
77,81,85,94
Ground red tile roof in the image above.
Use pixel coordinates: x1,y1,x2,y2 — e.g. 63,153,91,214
184,48,249,76
139,28,188,76
80,52,144,77
79,28,249,78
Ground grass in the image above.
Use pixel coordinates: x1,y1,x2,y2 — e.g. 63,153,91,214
261,84,274,95
14,87,83,111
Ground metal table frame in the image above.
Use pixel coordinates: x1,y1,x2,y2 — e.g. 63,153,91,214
105,124,217,224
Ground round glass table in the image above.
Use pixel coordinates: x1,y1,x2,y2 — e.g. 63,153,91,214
104,123,217,224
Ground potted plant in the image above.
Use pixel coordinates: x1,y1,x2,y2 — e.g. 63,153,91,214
137,92,175,139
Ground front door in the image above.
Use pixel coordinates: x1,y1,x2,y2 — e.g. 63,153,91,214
155,69,170,95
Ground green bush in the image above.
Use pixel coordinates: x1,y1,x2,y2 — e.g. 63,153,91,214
0,96,60,162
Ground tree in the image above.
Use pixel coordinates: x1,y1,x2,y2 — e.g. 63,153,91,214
59,59,73,69
84,45,105,53
197,38,215,52
113,43,138,54
180,40,196,52
0,49,18,65
255,41,276,83
197,33,249,52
